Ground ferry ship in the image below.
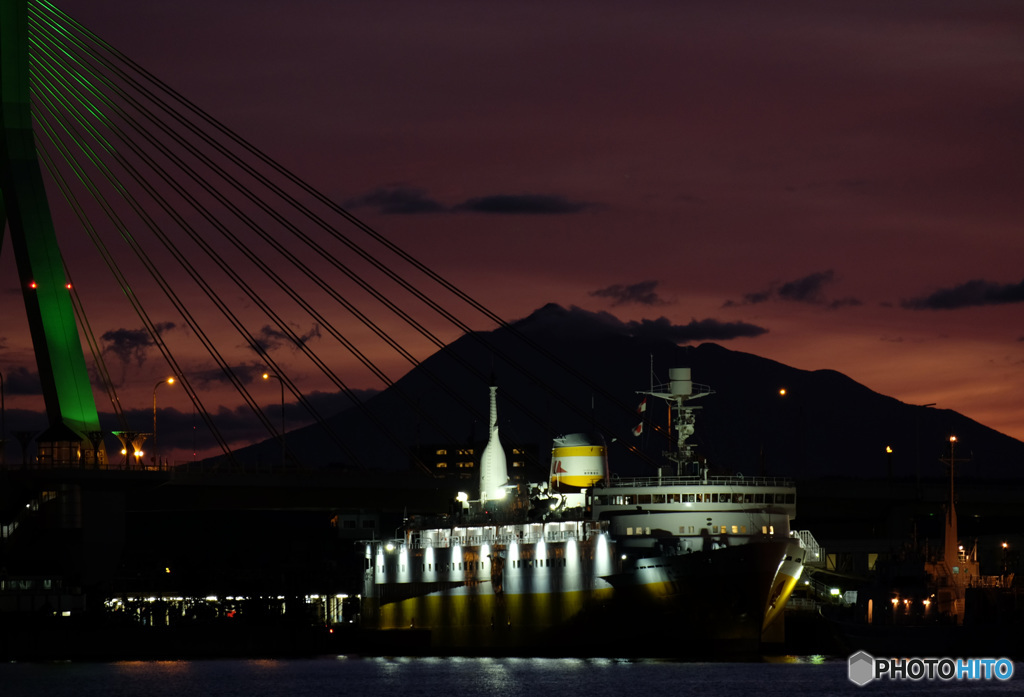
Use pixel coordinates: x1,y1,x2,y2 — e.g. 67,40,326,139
360,369,811,655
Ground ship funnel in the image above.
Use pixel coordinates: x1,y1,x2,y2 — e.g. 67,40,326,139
550,433,608,492
479,384,509,502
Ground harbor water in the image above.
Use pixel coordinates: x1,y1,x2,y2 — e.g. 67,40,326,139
2,656,1020,697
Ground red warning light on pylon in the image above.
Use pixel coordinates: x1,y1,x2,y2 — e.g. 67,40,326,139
65,283,72,289
29,281,37,289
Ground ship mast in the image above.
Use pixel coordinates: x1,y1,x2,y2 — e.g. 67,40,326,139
638,368,713,478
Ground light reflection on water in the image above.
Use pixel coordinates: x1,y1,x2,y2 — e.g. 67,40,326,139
1,656,1019,697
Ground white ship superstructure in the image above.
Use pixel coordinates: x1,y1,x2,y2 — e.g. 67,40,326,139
361,368,813,654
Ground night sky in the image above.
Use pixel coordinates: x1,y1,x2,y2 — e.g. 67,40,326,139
1,1,1022,463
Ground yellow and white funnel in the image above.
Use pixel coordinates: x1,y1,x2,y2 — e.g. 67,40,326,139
549,433,608,492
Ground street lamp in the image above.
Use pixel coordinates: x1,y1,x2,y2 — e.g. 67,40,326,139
0,369,5,468
263,372,285,468
153,377,175,469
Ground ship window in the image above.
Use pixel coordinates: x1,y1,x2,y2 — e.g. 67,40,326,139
638,495,651,504
731,525,738,534
623,495,635,505
626,527,634,535
720,493,731,503
685,494,695,502
436,449,447,455
436,462,447,468
755,493,764,503
546,559,550,567
696,494,703,502
720,526,727,534
762,526,768,535
735,494,746,503
645,527,651,535
785,494,795,504
711,493,719,503
689,526,695,533
769,525,775,535
652,494,665,504
740,526,747,534
594,495,607,505
775,494,786,503
667,494,680,503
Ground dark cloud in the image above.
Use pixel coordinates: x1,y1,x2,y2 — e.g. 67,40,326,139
345,188,591,215
778,270,835,303
901,278,1024,310
345,186,445,214
251,324,322,352
828,297,863,310
102,328,153,366
726,270,860,309
190,362,266,387
101,323,175,366
518,304,766,342
590,280,668,307
454,194,589,214
731,289,772,306
3,366,42,395
624,316,768,342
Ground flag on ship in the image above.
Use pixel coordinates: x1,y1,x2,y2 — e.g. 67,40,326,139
633,398,646,436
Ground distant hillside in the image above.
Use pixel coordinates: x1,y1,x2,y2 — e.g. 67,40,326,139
229,304,1024,480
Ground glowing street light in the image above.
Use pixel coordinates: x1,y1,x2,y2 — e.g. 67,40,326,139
153,377,175,469
263,372,285,468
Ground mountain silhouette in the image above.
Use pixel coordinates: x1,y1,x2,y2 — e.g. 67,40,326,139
228,304,1024,480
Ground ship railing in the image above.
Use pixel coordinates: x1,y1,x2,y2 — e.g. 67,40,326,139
795,530,824,566
401,522,607,549
601,475,794,489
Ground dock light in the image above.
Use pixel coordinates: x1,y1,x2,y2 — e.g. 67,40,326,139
950,435,957,443
1003,542,1009,549
778,388,787,397
886,446,892,454
385,542,395,552
891,597,899,606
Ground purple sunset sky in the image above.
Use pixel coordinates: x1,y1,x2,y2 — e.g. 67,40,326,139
1,0,1022,462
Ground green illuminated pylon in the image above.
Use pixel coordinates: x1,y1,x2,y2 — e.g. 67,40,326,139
0,0,102,457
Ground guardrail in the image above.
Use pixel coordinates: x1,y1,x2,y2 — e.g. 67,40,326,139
603,475,795,488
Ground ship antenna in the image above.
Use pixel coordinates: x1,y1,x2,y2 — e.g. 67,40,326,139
638,367,713,477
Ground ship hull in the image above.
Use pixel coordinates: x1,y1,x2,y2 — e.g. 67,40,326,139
361,530,796,656
601,538,793,655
